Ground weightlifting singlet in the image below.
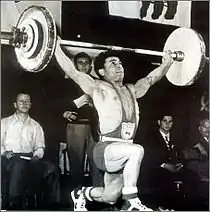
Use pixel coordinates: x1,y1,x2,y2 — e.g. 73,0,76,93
93,84,138,171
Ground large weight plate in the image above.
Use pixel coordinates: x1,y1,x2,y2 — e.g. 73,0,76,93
15,6,56,72
163,28,206,86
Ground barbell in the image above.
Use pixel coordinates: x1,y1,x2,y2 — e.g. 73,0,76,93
1,5,209,86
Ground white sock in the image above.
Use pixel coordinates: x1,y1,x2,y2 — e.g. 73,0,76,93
122,187,138,200
84,186,93,201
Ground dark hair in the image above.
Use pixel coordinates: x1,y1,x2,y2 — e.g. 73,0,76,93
94,50,121,79
199,118,209,127
15,92,31,101
74,52,92,65
158,114,173,121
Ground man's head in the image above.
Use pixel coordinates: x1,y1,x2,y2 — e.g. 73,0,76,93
158,115,173,134
74,52,92,74
199,118,209,139
14,93,31,114
94,51,124,83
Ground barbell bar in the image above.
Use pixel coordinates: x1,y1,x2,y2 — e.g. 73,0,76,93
59,40,185,61
1,5,209,86
1,27,184,61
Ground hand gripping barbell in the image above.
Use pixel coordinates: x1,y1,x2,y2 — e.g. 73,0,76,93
1,6,209,86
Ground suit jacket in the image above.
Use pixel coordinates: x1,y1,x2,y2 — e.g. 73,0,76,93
143,128,181,169
182,136,209,180
139,128,182,188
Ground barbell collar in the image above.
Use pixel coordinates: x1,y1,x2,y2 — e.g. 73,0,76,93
1,28,28,48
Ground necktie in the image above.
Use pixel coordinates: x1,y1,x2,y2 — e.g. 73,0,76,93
165,136,171,151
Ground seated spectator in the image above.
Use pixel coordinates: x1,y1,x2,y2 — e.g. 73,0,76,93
181,118,209,210
142,115,183,181
140,115,184,208
1,92,60,210
182,118,209,181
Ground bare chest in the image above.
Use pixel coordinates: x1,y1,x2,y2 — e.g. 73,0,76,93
114,86,134,120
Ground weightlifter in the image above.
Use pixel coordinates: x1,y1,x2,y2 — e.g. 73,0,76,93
55,38,174,211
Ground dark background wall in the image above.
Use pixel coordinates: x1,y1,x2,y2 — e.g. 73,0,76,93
1,2,209,160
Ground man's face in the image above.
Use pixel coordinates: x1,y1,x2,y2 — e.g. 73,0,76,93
103,57,124,83
159,116,173,134
199,120,209,139
14,94,31,114
76,57,91,74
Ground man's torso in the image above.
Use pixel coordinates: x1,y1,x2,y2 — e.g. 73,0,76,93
92,80,139,139
2,114,41,153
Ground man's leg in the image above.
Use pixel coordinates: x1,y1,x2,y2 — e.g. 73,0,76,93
43,161,61,206
86,172,123,203
102,142,153,211
29,160,60,208
88,157,104,187
1,156,10,209
104,142,143,184
71,172,123,211
86,132,104,187
8,156,28,209
72,142,152,211
66,123,89,186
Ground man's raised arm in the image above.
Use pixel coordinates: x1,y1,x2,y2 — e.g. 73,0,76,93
134,51,174,99
55,38,96,97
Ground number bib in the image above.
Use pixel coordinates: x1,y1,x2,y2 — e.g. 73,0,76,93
121,122,135,140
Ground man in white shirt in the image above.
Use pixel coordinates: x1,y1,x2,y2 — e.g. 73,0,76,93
1,93,60,210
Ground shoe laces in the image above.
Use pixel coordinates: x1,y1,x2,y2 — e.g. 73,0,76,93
77,189,82,196
77,194,86,209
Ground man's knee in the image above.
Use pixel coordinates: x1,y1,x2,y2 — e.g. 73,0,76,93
12,159,27,172
45,162,60,176
132,144,144,158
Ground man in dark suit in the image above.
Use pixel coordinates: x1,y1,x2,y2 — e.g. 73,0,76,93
142,115,183,182
182,118,209,180
139,115,184,208
181,118,209,209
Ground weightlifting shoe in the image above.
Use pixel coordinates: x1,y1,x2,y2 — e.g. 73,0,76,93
121,197,153,211
71,187,87,211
